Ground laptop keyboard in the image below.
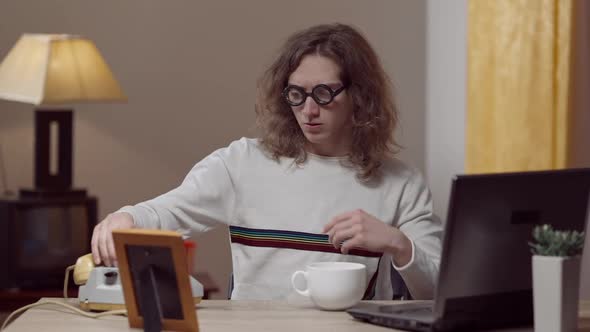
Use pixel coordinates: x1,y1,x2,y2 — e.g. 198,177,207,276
378,303,434,315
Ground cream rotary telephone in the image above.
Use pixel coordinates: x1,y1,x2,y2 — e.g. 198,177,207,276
72,253,204,311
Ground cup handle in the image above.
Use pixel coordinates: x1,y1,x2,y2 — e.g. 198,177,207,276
291,270,310,297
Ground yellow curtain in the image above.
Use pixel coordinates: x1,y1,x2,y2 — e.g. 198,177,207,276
466,0,575,173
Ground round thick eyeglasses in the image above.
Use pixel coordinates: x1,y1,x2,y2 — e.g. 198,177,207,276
282,84,346,107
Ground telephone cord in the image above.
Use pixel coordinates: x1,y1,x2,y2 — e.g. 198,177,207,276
0,299,127,331
64,265,75,299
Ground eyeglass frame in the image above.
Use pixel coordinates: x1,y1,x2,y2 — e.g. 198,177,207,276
281,83,347,107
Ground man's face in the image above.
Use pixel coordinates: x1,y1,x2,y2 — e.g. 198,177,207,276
287,54,354,156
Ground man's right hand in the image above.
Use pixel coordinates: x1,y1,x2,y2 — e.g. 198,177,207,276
91,212,135,267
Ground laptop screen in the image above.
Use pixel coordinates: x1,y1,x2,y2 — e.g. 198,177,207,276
434,168,590,320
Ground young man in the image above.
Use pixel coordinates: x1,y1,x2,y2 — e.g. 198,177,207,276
91,23,442,300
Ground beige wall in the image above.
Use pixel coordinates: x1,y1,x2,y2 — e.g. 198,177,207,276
0,0,427,299
425,0,466,222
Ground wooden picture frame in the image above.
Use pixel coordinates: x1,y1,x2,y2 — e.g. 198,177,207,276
112,229,199,332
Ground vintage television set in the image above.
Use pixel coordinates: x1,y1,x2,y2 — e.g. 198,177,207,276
0,193,97,289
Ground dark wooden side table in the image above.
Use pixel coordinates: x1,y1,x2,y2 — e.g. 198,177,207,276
0,272,219,312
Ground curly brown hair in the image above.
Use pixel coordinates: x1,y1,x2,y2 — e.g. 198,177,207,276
255,23,399,181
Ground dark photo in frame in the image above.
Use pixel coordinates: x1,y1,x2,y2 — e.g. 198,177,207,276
113,229,199,332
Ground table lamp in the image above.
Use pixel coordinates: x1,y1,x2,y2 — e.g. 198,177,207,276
0,34,126,198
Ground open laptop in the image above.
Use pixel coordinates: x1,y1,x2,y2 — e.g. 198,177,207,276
347,168,590,331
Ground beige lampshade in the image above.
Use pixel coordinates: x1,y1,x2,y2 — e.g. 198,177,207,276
0,33,126,105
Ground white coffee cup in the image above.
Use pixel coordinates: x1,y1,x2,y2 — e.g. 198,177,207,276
291,262,366,310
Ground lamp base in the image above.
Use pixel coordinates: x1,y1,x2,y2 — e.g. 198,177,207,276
19,188,87,200
34,109,73,191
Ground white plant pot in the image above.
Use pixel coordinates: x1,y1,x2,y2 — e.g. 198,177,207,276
532,255,581,332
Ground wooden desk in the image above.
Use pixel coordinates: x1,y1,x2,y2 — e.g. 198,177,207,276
3,299,590,332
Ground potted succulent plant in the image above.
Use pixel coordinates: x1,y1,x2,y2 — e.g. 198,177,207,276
529,224,585,332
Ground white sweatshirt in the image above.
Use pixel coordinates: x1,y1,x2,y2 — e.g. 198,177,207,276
119,138,442,300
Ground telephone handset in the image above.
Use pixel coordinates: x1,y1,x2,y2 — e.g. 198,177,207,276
73,253,96,285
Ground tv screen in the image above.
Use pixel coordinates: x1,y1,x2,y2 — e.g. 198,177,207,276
0,196,97,289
